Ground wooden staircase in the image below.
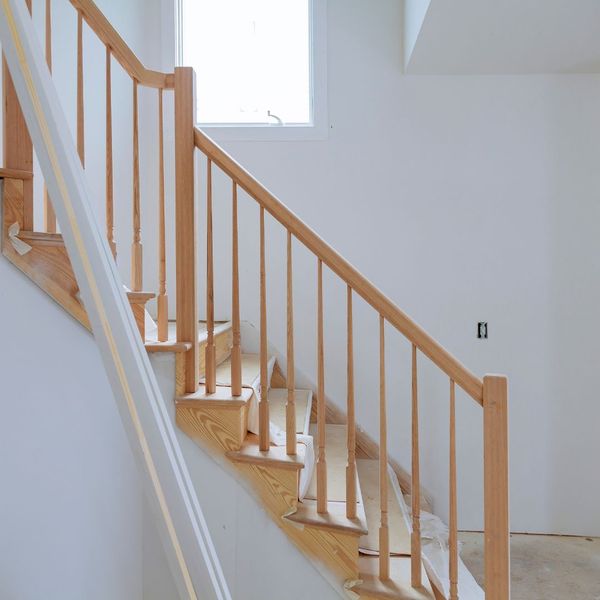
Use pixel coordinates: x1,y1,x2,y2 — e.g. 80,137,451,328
0,1,510,598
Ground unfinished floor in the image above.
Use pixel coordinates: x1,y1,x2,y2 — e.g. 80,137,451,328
459,532,600,600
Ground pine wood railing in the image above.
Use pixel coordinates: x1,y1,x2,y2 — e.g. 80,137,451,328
1,0,509,597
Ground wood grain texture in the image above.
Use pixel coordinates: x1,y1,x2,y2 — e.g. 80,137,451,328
174,67,199,393
204,158,216,393
130,78,142,291
483,375,510,600
157,87,167,340
379,316,390,580
346,285,357,519
193,127,483,404
198,327,232,378
449,379,458,600
43,0,56,233
286,230,296,455
230,182,242,396
411,344,422,587
259,206,269,450
316,258,327,513
0,168,32,179
69,0,173,88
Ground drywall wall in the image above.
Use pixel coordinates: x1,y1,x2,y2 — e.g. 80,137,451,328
156,0,600,535
0,256,143,599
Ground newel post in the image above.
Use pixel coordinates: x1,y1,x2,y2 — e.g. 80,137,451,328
174,67,199,393
483,374,510,600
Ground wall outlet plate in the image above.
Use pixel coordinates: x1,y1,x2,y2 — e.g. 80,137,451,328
477,322,488,339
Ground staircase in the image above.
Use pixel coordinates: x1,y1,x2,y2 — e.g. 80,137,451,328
0,1,510,599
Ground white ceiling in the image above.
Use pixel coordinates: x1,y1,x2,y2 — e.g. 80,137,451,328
405,0,600,74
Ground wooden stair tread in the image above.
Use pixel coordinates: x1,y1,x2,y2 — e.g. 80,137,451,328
227,434,306,471
305,423,350,502
268,388,312,435
145,320,231,353
177,384,253,408
286,498,368,536
357,459,411,556
353,556,435,600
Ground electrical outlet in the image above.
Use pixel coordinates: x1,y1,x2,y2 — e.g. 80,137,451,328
477,322,488,339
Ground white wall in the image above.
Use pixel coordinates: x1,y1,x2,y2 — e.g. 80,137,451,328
0,256,143,599
172,0,600,535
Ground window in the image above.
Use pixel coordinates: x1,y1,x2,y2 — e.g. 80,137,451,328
179,0,312,127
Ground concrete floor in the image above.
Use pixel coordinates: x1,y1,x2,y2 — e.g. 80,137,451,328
459,532,600,600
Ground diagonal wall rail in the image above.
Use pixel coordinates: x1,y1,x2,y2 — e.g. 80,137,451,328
0,1,230,598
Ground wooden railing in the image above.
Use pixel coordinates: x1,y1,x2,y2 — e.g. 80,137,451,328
2,0,509,597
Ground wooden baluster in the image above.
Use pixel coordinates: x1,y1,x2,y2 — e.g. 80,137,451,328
259,206,269,451
286,230,296,455
379,315,390,580
43,0,56,233
174,67,199,394
230,182,242,396
157,87,167,340
77,10,84,165
346,286,357,519
2,0,33,229
131,78,142,291
483,375,510,600
105,47,116,258
449,379,458,600
411,344,422,587
316,258,327,513
205,159,216,394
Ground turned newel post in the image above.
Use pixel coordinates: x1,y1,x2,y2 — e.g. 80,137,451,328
483,374,510,600
174,67,199,394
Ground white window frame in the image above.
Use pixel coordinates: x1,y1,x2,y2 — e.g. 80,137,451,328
174,0,328,141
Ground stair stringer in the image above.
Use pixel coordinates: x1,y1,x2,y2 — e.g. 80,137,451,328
150,351,348,600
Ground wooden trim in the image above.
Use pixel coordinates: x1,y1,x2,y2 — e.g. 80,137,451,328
483,375,510,600
43,0,56,233
230,182,242,396
131,78,142,291
0,168,32,179
316,258,327,514
346,286,357,520
193,128,483,404
378,315,389,580
157,87,168,341
68,0,173,89
449,379,458,600
259,206,269,451
174,67,199,394
411,343,422,587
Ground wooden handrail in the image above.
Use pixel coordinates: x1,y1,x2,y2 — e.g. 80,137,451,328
69,0,173,89
193,127,484,404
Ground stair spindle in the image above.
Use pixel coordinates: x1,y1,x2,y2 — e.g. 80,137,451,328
43,0,56,233
316,258,327,513
286,230,296,455
231,182,242,396
449,379,459,600
205,159,216,394
157,87,168,340
346,285,357,519
77,10,84,165
105,47,116,258
411,343,422,587
131,78,142,291
259,206,269,451
379,315,390,580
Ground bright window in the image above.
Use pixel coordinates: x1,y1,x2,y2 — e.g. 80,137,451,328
179,0,312,126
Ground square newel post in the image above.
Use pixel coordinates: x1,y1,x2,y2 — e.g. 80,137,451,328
483,374,510,600
174,67,199,394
